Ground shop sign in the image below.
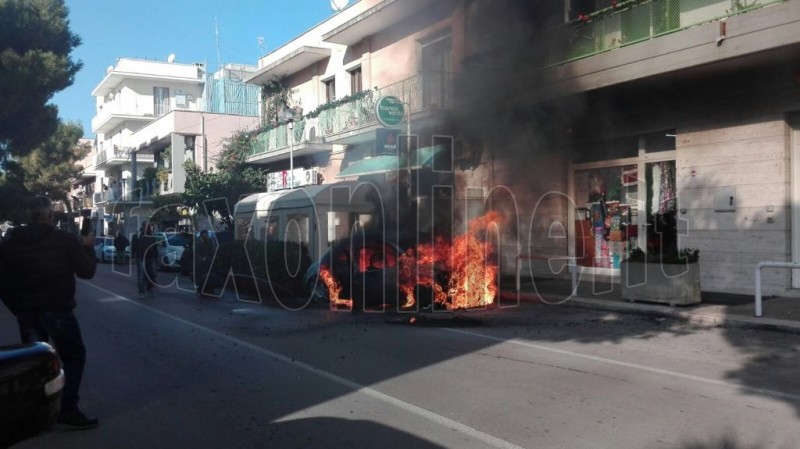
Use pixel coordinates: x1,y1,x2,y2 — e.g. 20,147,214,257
375,95,404,127
375,128,400,155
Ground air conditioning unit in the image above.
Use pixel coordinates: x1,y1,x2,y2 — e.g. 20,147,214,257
298,168,320,187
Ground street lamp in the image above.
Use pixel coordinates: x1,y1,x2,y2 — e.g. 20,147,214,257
280,105,302,189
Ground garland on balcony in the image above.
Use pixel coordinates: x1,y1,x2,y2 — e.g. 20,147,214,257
304,89,373,119
572,0,646,26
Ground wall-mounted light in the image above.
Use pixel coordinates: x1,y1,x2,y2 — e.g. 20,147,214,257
184,135,196,150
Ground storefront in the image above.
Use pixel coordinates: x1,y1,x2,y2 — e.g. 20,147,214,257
568,134,677,278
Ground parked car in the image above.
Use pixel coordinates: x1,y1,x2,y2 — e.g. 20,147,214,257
93,236,130,263
303,233,446,311
0,342,64,448
155,232,187,271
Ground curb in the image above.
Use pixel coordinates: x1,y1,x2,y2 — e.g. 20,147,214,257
500,290,800,335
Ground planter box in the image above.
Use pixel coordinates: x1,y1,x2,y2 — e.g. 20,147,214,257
620,261,701,306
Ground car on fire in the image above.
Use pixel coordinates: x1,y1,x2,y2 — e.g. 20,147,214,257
0,342,65,447
303,233,449,311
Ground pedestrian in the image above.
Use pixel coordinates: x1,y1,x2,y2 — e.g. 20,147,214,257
0,196,99,429
113,231,129,262
135,223,158,298
194,230,215,291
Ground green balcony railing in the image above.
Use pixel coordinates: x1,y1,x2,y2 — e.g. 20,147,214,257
249,72,454,158
541,0,784,66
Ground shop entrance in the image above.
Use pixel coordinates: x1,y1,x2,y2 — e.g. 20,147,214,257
570,150,677,278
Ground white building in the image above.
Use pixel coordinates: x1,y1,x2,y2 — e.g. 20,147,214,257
89,57,261,237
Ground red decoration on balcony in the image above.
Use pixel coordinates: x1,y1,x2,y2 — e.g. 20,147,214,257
578,14,589,23
611,0,618,7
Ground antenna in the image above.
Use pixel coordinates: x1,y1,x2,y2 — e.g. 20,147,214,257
167,53,176,63
258,36,266,56
331,0,350,11
214,18,222,72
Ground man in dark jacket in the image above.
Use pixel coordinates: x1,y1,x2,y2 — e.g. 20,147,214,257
113,231,129,260
0,196,98,429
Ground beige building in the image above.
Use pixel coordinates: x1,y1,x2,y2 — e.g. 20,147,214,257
238,0,800,298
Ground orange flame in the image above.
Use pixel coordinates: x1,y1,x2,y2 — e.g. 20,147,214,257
320,211,503,311
320,266,351,310
398,211,503,310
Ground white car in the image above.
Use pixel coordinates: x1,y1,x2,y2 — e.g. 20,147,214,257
94,237,131,263
155,232,187,270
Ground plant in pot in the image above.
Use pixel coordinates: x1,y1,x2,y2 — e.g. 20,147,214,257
620,247,701,306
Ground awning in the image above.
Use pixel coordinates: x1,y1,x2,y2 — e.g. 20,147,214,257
335,145,447,178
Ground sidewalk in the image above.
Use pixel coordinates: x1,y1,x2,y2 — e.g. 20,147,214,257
497,277,800,334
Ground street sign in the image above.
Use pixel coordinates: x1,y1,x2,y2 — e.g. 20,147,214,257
375,95,404,127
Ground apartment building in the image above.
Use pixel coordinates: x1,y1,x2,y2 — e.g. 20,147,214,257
455,0,800,297
242,0,462,252
237,0,800,296
89,57,260,236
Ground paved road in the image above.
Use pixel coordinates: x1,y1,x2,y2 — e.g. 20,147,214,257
3,263,800,449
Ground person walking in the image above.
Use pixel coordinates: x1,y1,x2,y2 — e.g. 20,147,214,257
0,196,99,429
135,223,158,298
193,230,215,292
113,231,129,262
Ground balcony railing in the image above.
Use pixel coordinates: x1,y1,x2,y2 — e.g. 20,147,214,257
249,72,454,158
539,0,784,66
95,146,133,167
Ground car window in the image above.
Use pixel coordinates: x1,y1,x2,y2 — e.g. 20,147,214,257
165,234,186,247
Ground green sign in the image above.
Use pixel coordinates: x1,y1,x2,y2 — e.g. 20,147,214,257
375,95,404,127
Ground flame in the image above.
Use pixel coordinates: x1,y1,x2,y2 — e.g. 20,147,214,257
320,266,351,310
399,211,503,310
320,211,503,311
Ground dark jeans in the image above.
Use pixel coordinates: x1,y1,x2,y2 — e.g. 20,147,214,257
16,309,86,413
137,258,157,294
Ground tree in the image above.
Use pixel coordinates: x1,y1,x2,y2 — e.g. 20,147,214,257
0,0,82,161
183,130,267,227
17,121,89,212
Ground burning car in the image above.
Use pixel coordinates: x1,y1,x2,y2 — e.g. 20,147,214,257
303,212,503,312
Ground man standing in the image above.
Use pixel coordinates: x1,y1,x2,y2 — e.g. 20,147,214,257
0,196,98,429
113,231,129,262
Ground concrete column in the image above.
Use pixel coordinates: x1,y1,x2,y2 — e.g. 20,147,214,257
130,151,138,199
170,134,186,194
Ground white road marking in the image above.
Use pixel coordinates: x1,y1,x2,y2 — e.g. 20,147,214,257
80,281,525,449
445,328,800,404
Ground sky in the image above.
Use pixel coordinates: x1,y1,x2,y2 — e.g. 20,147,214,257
52,0,351,139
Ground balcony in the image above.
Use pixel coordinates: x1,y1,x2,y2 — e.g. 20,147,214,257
248,72,454,159
92,100,155,134
95,146,132,168
538,0,785,67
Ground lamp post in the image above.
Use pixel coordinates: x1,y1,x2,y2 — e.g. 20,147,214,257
280,105,302,190
288,120,294,189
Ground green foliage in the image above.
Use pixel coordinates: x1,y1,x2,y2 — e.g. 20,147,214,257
0,0,82,160
17,121,87,208
214,239,311,296
182,131,267,226
628,247,700,264
149,192,184,224
304,89,373,119
260,76,295,127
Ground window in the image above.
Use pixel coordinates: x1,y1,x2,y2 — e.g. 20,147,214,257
324,79,336,103
153,87,170,117
420,35,452,109
349,67,362,94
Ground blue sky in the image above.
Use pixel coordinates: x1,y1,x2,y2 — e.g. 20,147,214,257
52,0,351,138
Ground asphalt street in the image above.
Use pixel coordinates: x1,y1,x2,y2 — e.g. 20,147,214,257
3,263,800,449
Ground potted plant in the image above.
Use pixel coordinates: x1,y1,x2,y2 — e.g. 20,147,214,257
620,248,701,306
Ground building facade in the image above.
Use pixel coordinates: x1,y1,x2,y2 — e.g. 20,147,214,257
89,57,261,237
235,0,800,297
